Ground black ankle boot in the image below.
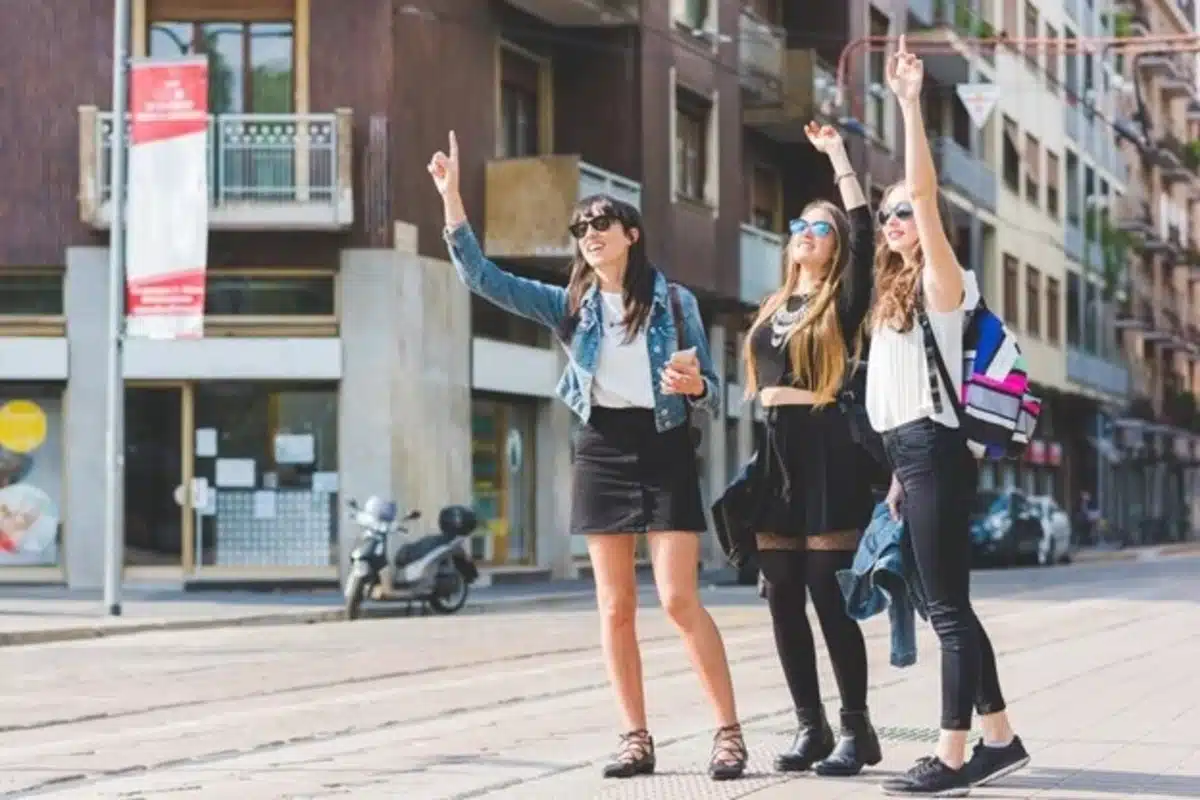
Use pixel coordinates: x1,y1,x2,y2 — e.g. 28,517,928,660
814,709,883,777
774,707,835,772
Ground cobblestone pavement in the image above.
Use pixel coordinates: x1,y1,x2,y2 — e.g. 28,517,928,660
1,557,1197,799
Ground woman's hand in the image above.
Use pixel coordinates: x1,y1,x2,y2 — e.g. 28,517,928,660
886,35,924,107
427,130,460,198
661,350,704,397
885,474,905,521
804,121,845,155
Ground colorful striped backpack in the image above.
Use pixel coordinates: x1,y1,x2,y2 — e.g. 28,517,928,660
916,290,1040,460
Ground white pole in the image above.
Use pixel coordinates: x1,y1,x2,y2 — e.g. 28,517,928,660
103,0,132,616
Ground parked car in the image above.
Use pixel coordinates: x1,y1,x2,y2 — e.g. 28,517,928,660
1027,495,1073,566
969,489,1044,566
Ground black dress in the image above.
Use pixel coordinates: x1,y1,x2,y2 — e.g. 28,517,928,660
748,205,882,538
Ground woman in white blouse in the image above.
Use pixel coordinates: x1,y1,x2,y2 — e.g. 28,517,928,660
864,38,1030,797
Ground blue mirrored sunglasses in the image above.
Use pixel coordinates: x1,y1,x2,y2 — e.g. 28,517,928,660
789,218,834,238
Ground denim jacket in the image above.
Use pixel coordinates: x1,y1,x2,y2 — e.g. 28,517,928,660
444,222,720,431
835,502,929,668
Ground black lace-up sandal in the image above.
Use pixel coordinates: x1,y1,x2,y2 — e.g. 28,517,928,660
602,729,655,779
708,723,748,781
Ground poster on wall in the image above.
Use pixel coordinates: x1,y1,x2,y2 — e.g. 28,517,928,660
0,397,63,566
125,56,210,340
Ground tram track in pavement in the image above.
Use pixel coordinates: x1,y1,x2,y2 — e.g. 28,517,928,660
1,565,1187,799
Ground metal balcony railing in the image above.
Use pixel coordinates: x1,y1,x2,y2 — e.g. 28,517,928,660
739,224,784,306
932,136,997,212
738,7,784,92
83,108,354,230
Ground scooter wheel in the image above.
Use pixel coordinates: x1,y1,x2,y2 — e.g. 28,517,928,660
345,574,367,621
429,575,469,614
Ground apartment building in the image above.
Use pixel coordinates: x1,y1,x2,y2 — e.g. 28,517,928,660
1105,0,1200,541
4,0,856,589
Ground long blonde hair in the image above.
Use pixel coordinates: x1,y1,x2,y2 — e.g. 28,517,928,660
870,182,956,332
742,200,857,406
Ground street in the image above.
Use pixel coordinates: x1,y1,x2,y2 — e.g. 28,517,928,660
2,556,1198,800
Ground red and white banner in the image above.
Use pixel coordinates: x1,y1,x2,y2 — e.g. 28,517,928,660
125,56,209,339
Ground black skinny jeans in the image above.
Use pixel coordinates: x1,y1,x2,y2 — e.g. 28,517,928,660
882,418,1007,731
759,548,869,714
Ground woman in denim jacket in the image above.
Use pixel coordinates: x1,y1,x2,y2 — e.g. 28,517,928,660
428,132,746,781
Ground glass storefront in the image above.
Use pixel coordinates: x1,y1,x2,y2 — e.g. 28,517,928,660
0,385,64,567
192,382,339,569
471,395,537,565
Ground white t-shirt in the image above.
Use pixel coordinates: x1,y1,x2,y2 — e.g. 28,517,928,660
865,267,980,433
591,291,655,409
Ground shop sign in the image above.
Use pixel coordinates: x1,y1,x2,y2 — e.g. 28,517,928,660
1028,440,1047,465
1047,442,1062,467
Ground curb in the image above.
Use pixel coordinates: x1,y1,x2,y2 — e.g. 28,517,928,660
0,588,605,649
1073,541,1200,564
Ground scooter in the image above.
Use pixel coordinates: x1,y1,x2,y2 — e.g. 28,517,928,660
343,496,480,620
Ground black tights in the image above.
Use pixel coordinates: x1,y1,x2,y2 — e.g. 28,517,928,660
759,547,869,713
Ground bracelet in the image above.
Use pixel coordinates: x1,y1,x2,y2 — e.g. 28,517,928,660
834,171,857,183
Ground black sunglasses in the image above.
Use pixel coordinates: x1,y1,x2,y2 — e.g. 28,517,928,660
877,202,915,226
569,213,617,239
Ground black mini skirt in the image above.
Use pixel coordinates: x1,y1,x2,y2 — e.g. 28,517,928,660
758,403,880,538
570,406,707,536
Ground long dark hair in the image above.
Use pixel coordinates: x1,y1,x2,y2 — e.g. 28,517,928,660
558,194,655,343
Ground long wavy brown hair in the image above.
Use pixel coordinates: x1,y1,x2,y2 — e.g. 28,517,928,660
742,200,856,406
870,182,957,332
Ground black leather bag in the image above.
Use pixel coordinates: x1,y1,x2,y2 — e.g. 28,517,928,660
837,360,889,484
711,445,766,569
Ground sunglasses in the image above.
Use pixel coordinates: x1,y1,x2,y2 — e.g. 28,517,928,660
877,202,915,226
789,218,835,238
569,213,617,239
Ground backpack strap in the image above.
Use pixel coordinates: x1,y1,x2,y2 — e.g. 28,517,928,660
914,283,964,421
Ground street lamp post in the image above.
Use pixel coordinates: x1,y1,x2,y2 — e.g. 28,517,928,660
103,0,132,616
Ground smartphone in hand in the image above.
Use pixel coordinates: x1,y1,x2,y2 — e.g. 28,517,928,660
668,347,697,366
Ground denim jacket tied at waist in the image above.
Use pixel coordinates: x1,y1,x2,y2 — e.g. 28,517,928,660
835,502,929,668
444,222,720,432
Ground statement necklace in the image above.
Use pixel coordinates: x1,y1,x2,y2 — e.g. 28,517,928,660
769,293,810,348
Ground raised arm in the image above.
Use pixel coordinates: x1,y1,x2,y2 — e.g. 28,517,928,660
429,131,567,330
805,122,873,329
887,38,964,313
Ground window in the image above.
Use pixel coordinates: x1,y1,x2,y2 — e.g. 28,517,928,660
745,164,781,230
1003,254,1020,325
675,89,710,203
149,20,294,113
192,382,339,568
1024,1,1039,70
0,385,64,567
1045,24,1060,87
1046,151,1060,218
867,10,889,142
1066,151,1081,227
1002,0,1019,40
1063,26,1079,97
1047,276,1061,345
205,271,335,317
499,46,543,158
1024,133,1041,206
674,0,712,31
1026,265,1042,337
1002,116,1020,192
1066,272,1081,346
0,271,64,316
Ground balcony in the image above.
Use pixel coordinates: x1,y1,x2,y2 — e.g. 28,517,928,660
483,155,641,260
79,107,353,231
1067,347,1130,397
932,136,997,213
739,7,784,101
1138,53,1176,81
910,0,935,27
1156,134,1193,186
739,225,784,306
743,49,829,142
1065,103,1081,141
1160,56,1194,99
909,0,998,80
1115,195,1154,238
501,0,638,25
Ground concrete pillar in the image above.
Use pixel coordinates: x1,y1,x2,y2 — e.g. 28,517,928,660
535,351,576,579
64,246,115,590
337,222,471,580
701,324,727,567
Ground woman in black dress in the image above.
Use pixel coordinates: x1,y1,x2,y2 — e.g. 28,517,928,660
741,122,883,776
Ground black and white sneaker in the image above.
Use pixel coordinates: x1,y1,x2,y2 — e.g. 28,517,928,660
963,735,1030,787
880,756,970,797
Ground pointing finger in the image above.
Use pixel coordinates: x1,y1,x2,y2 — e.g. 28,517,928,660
449,130,459,162
898,34,907,54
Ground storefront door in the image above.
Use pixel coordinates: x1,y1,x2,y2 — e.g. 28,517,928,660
123,384,193,576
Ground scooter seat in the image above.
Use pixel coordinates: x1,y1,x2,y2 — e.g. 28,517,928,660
394,533,454,569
